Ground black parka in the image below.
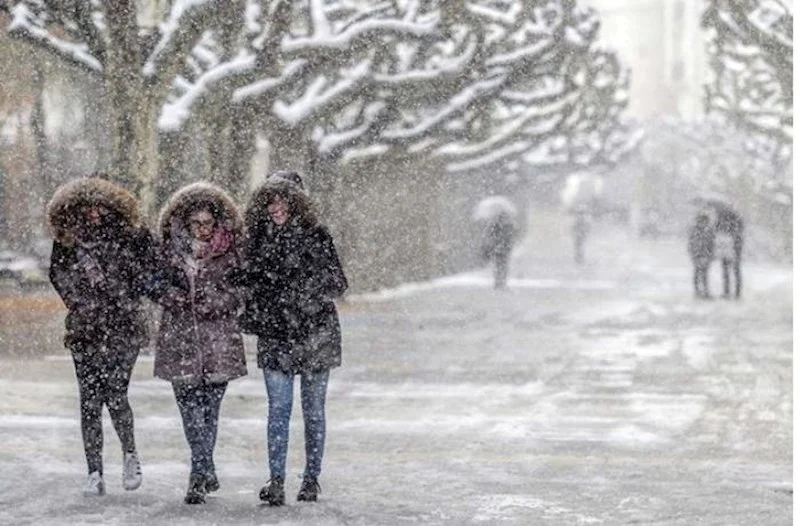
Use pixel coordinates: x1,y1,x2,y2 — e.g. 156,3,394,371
47,177,156,353
241,180,348,373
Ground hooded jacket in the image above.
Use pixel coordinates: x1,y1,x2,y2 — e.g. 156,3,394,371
47,177,156,352
241,178,348,373
152,182,247,384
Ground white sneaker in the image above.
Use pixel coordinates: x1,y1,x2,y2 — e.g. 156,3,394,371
84,471,105,496
122,451,142,491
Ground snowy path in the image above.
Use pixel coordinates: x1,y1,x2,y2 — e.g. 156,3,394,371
0,214,792,525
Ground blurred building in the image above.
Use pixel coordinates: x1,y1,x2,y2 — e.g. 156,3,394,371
582,0,708,119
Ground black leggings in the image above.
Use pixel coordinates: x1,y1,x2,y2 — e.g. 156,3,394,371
72,344,139,475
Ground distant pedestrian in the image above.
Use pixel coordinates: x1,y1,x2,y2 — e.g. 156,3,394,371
474,196,519,289
48,176,155,496
688,211,715,299
712,205,744,299
152,183,247,504
571,212,591,265
240,172,348,506
480,211,517,288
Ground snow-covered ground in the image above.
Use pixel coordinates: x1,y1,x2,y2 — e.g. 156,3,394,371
0,211,792,525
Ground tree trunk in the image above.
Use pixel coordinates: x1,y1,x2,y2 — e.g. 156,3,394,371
156,127,191,207
133,91,161,224
267,125,315,175
104,0,161,223
104,1,141,191
0,164,6,241
30,59,49,198
226,106,258,199
207,105,230,190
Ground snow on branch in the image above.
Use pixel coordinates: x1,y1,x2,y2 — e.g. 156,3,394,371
7,3,103,72
159,51,256,131
273,59,372,126
381,75,506,141
445,140,532,173
703,0,792,143
233,59,307,102
437,92,576,158
282,17,438,55
143,0,215,78
317,102,386,154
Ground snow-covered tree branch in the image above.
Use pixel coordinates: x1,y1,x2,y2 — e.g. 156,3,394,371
327,1,637,176
1,0,635,210
702,0,792,143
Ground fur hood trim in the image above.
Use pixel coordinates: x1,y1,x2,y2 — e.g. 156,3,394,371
158,182,243,242
245,178,318,233
47,177,141,245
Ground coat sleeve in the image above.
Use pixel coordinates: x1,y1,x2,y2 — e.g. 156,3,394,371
303,226,348,300
130,228,162,301
234,236,261,289
148,249,192,309
49,241,93,311
195,253,244,320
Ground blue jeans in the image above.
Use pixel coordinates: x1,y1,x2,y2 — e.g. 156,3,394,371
173,381,227,476
263,368,330,480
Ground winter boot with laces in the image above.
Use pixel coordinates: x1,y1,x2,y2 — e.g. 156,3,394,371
259,477,285,506
84,471,105,497
184,473,207,504
297,476,320,502
205,471,220,493
122,451,142,490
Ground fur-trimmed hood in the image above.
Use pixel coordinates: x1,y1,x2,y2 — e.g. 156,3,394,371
245,178,318,236
47,177,141,245
158,182,243,243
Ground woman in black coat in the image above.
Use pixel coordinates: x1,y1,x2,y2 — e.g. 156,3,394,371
240,172,347,506
47,176,155,496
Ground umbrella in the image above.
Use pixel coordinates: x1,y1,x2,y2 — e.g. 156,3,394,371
472,196,518,222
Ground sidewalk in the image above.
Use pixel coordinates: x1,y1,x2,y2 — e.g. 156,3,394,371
0,211,792,525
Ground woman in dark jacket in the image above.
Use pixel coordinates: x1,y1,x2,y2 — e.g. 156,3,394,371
152,182,248,504
688,211,715,299
48,176,155,496
241,172,347,506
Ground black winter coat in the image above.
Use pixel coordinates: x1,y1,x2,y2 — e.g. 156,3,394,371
50,227,156,352
713,206,744,259
47,178,157,354
480,213,517,261
688,222,714,266
242,222,347,373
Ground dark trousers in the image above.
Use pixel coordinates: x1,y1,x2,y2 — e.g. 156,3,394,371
493,253,510,289
574,235,586,264
721,258,742,298
173,381,228,476
693,263,710,298
72,344,139,475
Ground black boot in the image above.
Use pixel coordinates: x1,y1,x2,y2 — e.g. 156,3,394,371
259,477,285,506
297,477,320,502
184,473,206,504
205,471,219,493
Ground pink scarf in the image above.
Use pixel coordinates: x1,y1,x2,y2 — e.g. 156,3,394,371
192,226,232,260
